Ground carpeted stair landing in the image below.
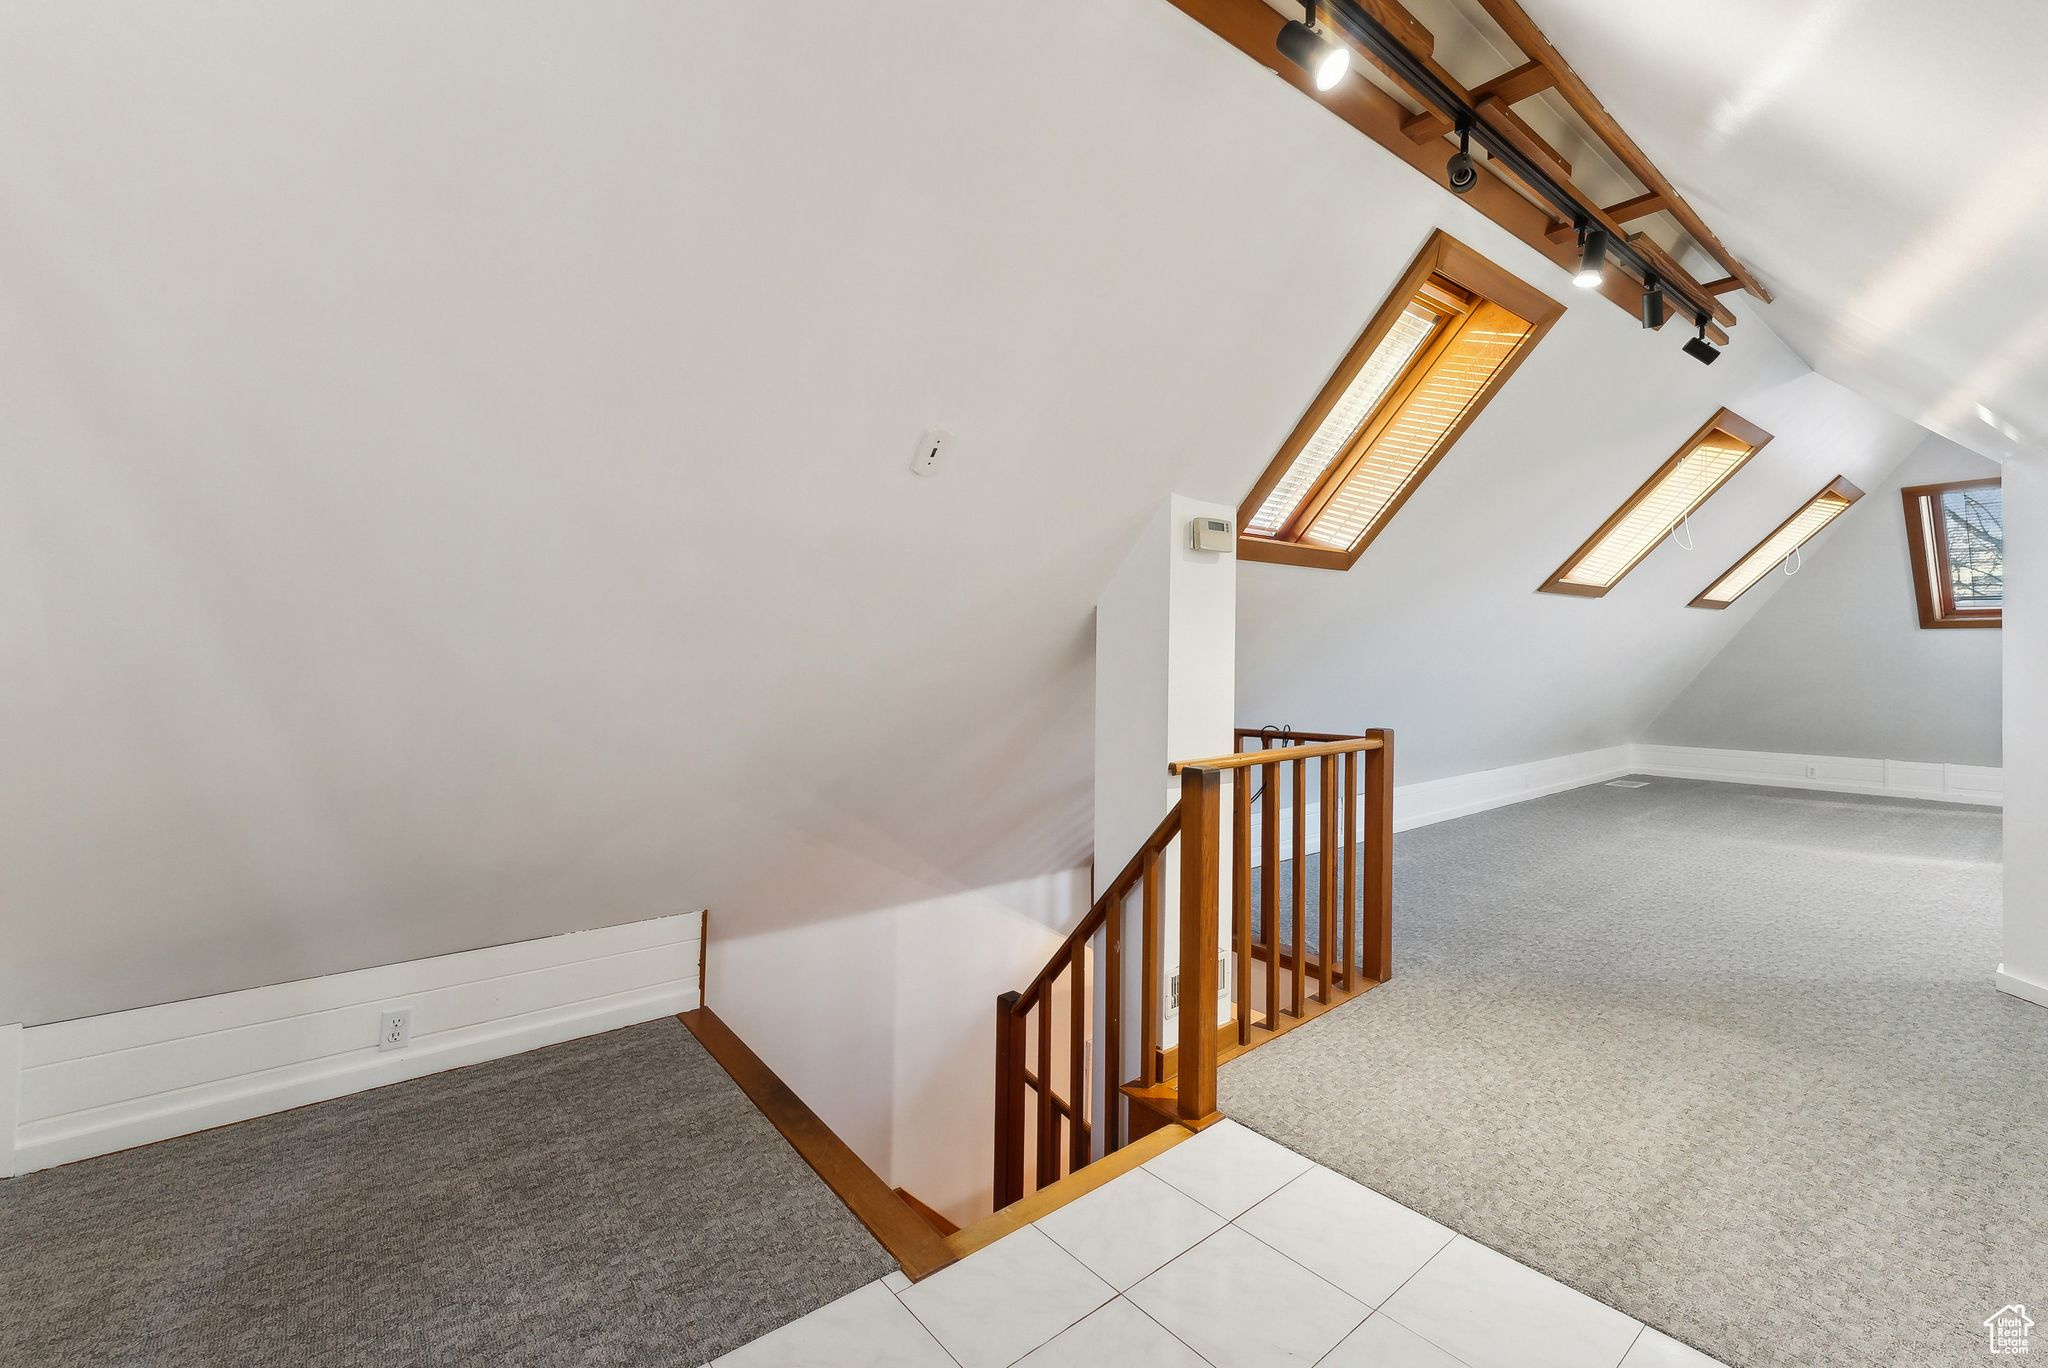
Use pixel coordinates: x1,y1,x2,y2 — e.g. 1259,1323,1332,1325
0,1019,895,1366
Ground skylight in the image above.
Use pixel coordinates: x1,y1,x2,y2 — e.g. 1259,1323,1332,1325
1541,411,1772,597
1691,477,1864,609
1238,232,1562,571
1902,478,2003,628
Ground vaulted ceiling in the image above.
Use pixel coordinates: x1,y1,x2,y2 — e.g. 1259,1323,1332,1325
1425,0,2048,463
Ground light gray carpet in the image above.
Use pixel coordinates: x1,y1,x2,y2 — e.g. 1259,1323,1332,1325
0,1019,895,1366
1218,777,2045,1368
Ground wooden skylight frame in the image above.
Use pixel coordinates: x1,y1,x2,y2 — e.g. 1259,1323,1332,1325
1690,476,1864,609
1902,478,2003,629
1540,409,1773,597
1237,230,1563,570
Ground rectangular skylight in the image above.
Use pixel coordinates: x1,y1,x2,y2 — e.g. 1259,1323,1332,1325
1691,477,1864,608
1541,410,1772,596
1237,231,1562,571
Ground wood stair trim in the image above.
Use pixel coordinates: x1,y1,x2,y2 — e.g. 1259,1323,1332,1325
894,1187,961,1237
678,1008,956,1282
944,1123,1197,1261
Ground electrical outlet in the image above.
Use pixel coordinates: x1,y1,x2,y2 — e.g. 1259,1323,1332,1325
1805,764,1820,779
910,426,952,477
378,1008,412,1052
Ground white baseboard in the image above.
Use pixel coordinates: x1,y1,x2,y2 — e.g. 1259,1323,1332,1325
1631,744,2003,806
0,1023,20,1179
1995,966,2048,1011
1253,744,1636,863
1394,746,1637,832
6,911,703,1177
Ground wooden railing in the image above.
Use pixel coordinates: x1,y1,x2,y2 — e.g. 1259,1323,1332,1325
993,727,1393,1208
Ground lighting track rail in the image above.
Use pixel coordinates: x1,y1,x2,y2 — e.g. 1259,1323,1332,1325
1316,0,1725,356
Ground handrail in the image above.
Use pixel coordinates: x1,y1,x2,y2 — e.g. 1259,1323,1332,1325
1234,727,1358,744
1170,734,1382,774
995,724,1396,1211
1016,804,1182,1010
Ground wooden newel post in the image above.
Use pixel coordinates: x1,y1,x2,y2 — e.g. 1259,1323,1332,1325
1362,729,1395,983
1176,766,1221,1124
993,990,1026,1207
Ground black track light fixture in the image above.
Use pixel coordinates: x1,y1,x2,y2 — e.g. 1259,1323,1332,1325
1573,225,1609,289
1639,277,1666,330
1277,2,1350,92
1446,118,1478,195
1683,314,1721,365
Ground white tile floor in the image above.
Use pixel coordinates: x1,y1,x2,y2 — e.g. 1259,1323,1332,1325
713,1120,1728,1368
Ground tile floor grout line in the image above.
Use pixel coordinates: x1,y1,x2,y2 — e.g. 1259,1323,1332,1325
1613,1323,1647,1368
1120,1292,1229,1368
1229,1201,1403,1310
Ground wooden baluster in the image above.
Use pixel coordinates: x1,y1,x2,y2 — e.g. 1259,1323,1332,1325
994,991,1025,1208
1343,749,1358,992
1036,994,1056,1189
1104,889,1123,1153
1176,766,1221,1124
1141,852,1161,1085
1363,729,1395,982
1262,758,1279,1031
1232,769,1252,1047
1068,942,1087,1173
1291,756,1307,1017
1319,755,1337,1004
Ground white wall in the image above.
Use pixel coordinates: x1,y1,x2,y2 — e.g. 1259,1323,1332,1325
710,869,1085,1227
4,911,702,1177
1646,435,2002,766
2001,455,2048,1005
1237,356,1924,780
0,0,1976,1203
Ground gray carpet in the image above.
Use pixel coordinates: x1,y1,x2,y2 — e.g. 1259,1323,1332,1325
1218,777,2045,1368
0,1019,895,1366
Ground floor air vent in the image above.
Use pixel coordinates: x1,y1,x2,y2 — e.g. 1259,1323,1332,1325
1605,779,1651,788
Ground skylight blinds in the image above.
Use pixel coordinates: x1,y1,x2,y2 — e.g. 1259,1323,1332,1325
1693,479,1863,608
1543,413,1771,596
1235,232,1560,572
1299,306,1532,552
1246,302,1442,537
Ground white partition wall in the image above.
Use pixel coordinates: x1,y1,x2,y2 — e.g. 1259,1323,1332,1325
2001,456,2048,1008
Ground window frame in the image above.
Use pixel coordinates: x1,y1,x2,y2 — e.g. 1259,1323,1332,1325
1901,477,2003,629
1237,230,1564,571
1688,475,1865,609
1538,409,1774,598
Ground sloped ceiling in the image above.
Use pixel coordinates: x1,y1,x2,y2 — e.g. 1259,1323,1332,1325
0,0,1931,1023
1431,0,2048,464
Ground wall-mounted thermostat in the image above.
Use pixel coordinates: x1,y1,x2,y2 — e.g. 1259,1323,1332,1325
1189,516,1233,553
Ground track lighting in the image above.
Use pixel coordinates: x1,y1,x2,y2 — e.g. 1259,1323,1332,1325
1277,2,1350,92
1445,119,1478,195
1683,315,1721,365
1639,278,1665,330
1573,226,1608,289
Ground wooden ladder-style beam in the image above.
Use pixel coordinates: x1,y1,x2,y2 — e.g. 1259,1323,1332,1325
1174,0,1742,336
1465,0,1772,303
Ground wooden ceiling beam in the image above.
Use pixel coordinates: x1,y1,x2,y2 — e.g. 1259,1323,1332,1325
1477,94,1571,182
1702,276,1744,295
1466,0,1772,303
1603,191,1668,223
1471,59,1555,106
1629,233,1735,329
1159,0,1733,340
